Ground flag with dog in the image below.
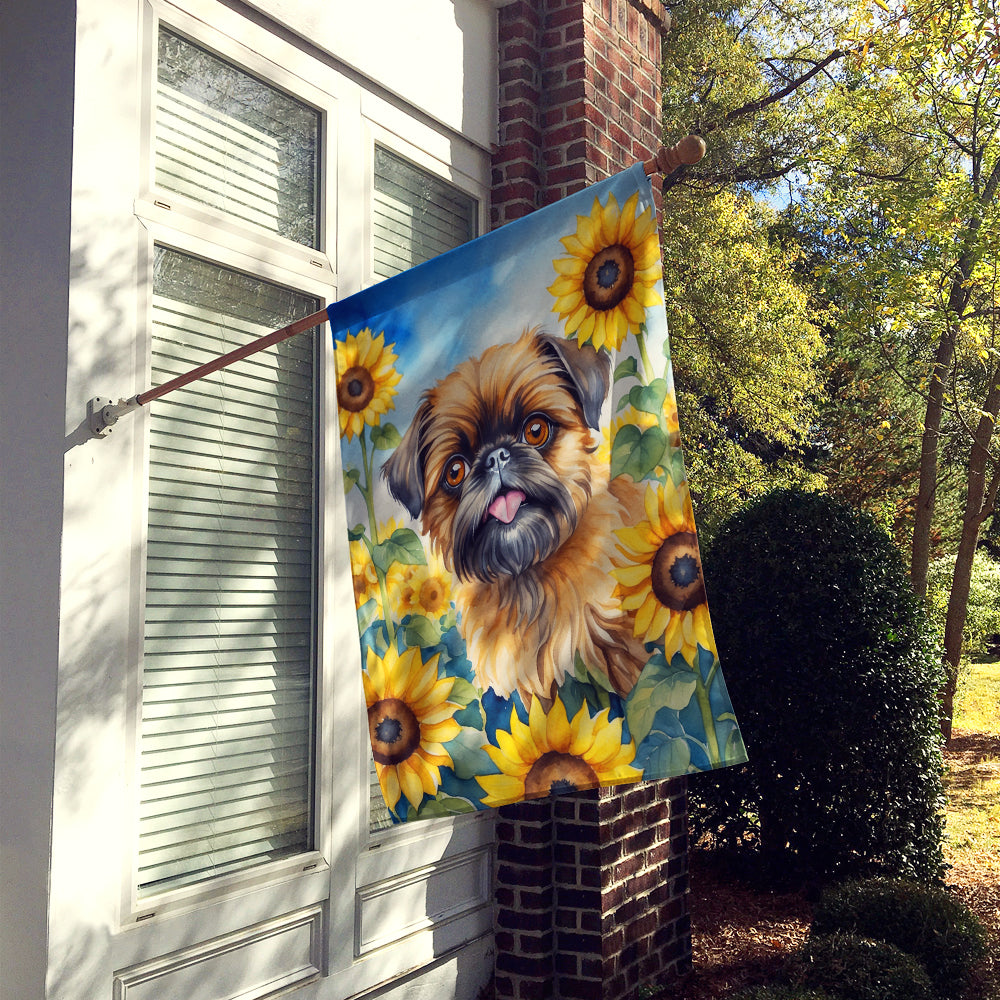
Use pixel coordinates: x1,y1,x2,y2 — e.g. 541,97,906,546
329,163,747,822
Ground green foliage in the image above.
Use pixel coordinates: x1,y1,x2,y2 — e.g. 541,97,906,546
661,188,826,534
790,934,934,1000
692,488,947,882
811,878,988,999
927,550,1000,658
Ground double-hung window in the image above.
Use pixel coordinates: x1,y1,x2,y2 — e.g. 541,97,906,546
136,22,327,903
121,5,493,993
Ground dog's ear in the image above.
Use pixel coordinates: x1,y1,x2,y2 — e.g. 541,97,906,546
537,333,611,429
381,400,430,520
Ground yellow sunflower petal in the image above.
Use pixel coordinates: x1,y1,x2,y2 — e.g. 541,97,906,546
398,761,425,809
545,697,572,753
568,703,597,756
379,765,401,810
600,193,621,245
552,255,589,276
528,697,551,753
613,562,652,588
477,773,526,806
633,593,659,637
422,717,462,745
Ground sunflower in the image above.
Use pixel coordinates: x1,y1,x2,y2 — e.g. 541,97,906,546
396,549,454,619
363,643,462,813
348,519,409,615
477,696,641,807
548,190,663,351
334,327,401,440
612,480,716,661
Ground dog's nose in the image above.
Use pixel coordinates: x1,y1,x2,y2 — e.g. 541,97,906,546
486,446,510,472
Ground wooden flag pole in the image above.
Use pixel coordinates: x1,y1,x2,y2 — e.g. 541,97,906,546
88,137,705,437
643,134,706,176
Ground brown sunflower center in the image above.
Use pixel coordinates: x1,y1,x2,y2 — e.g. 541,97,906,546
524,751,599,798
651,531,706,612
583,244,635,311
419,577,447,614
338,365,376,412
368,697,420,765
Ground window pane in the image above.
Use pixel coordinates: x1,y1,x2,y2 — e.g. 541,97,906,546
372,146,477,279
139,247,318,895
156,28,320,248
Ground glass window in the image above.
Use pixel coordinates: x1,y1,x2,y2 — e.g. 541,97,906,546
156,27,320,248
372,145,477,279
138,247,318,895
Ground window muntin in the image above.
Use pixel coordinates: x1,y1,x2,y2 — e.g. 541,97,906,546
138,246,319,896
156,27,321,248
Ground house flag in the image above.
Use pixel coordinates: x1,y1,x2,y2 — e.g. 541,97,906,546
328,163,747,823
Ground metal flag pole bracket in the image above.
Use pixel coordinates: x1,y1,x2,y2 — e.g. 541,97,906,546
88,395,141,438
86,137,703,440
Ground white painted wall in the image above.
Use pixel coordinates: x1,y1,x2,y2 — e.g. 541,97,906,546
243,0,499,152
1,0,498,997
0,0,76,995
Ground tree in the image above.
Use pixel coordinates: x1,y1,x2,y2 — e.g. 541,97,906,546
657,1,847,531
805,0,1000,736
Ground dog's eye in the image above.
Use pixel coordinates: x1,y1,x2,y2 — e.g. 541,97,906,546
443,456,469,489
521,414,551,448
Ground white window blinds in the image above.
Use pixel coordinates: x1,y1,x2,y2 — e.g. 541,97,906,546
156,28,320,248
137,247,319,895
372,146,477,279
368,149,477,832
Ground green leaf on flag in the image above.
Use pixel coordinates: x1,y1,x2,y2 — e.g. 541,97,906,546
625,658,698,747
611,424,667,482
343,467,360,493
415,795,477,819
614,357,639,382
446,727,492,780
370,422,402,451
628,377,668,416
371,526,426,574
403,614,442,648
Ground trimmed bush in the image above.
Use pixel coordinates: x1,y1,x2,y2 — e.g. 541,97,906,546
791,933,934,1000
692,488,947,882
690,490,944,881
811,878,988,999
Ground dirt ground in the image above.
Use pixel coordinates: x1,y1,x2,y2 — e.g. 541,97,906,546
669,733,1000,1000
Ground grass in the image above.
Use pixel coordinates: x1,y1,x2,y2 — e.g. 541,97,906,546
945,660,1000,871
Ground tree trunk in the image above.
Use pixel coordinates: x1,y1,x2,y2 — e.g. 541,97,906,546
941,375,1000,741
910,330,955,597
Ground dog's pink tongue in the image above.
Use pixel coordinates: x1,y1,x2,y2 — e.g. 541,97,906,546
488,490,525,524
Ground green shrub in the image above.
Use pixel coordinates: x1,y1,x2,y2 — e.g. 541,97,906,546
693,488,947,882
811,878,988,999
791,933,934,1000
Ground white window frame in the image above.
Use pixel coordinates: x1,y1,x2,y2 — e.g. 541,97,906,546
111,0,495,992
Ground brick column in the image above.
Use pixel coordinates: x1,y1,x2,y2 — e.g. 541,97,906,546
491,3,691,999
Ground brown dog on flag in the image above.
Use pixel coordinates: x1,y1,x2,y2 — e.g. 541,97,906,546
381,327,648,704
